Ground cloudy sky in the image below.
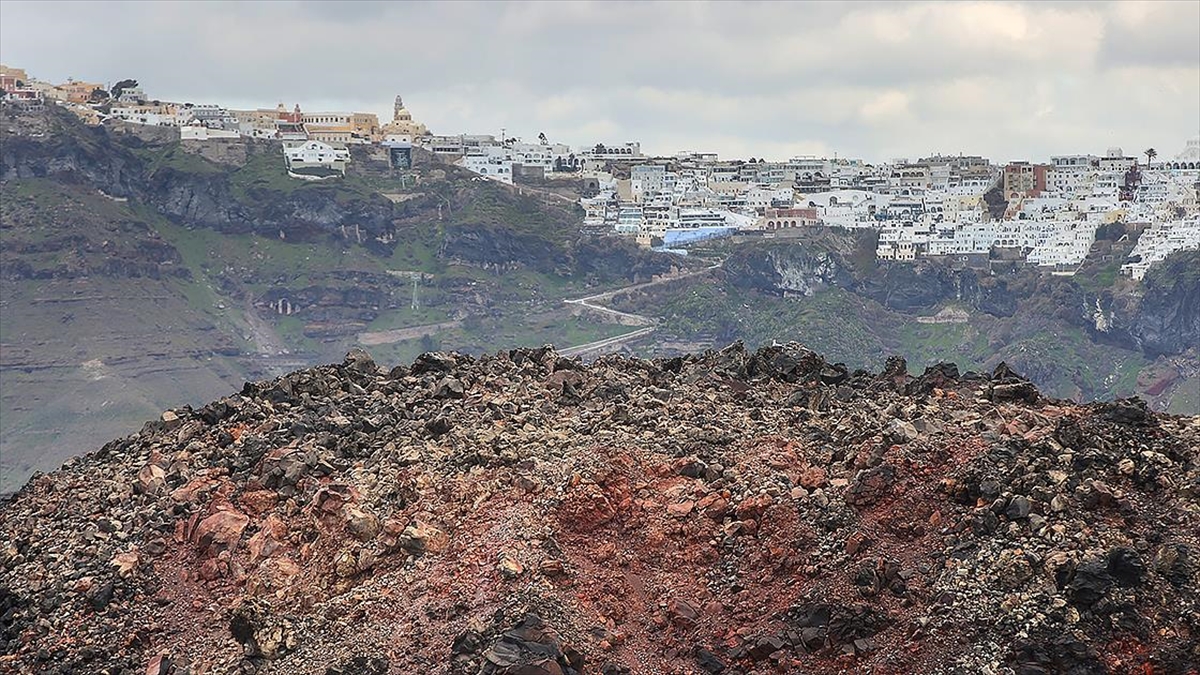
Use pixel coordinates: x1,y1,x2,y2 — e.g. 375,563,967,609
1,1,1197,162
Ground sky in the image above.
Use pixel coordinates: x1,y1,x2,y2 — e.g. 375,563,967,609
1,0,1197,163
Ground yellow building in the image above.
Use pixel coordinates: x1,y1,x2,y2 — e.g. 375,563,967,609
351,112,380,141
380,95,429,138
306,127,354,144
58,79,105,104
230,109,279,127
0,65,28,82
301,111,378,143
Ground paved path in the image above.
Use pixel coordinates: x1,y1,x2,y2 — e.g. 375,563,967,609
558,261,722,357
559,326,657,358
358,320,462,346
243,301,290,357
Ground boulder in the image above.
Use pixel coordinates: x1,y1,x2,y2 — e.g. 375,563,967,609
193,508,249,554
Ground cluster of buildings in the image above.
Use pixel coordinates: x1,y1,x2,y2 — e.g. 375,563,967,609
4,63,1198,278
575,144,1200,277
0,65,436,178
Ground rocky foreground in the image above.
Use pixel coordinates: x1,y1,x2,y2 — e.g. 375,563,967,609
1,344,1197,675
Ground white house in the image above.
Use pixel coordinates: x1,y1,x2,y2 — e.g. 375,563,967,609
457,145,515,184
116,86,147,104
180,125,239,140
283,140,351,175
110,105,177,127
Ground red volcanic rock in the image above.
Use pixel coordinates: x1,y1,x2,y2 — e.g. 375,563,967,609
0,345,1197,674
666,500,695,518
192,507,249,554
399,518,449,554
798,466,827,489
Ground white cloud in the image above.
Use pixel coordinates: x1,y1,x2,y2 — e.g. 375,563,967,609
0,0,1195,162
859,91,913,125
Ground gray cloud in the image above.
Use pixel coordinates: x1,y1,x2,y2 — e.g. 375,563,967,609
1,0,1196,162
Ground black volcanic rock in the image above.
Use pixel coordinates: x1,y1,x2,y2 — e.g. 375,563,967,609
0,343,1196,674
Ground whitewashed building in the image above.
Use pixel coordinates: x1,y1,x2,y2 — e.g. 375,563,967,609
282,140,351,175
1123,215,1200,279
181,125,239,140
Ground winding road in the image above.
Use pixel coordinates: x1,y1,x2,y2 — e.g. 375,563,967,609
558,261,722,358
347,260,721,358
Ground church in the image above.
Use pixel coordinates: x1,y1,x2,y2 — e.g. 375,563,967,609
381,95,430,143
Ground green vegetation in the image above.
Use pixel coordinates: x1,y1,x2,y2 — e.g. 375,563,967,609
647,274,1163,404
358,311,631,371
227,149,310,200
659,285,888,365
449,180,575,245
128,142,223,176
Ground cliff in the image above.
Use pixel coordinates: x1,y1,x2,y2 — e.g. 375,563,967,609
724,235,1020,317
0,106,676,494
1128,250,1200,357
1,106,671,279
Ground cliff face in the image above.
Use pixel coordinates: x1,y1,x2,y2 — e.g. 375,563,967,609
726,240,1199,361
0,125,143,198
725,237,1022,317
725,245,855,298
856,263,1019,317
1,109,400,246
439,221,569,273
1128,251,1200,357
0,107,684,495
143,168,253,233
0,345,1196,674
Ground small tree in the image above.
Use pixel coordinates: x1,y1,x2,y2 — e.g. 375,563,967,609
418,333,439,353
1144,148,1157,166
88,88,109,103
111,79,138,100
538,132,548,145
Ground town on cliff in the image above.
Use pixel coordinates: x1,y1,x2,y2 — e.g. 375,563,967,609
3,63,1198,276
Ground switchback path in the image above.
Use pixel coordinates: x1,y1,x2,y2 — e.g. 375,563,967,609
559,261,722,357
559,326,657,358
358,320,463,346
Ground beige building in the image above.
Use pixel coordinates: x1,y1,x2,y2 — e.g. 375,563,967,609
0,65,28,83
302,111,379,143
57,79,106,104
380,95,429,139
29,81,67,100
306,128,354,143
351,112,380,140
231,108,280,127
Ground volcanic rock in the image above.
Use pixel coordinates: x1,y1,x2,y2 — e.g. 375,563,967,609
0,343,1196,674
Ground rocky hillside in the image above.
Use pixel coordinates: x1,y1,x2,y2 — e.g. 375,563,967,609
0,105,676,493
617,232,1200,412
1,344,1197,674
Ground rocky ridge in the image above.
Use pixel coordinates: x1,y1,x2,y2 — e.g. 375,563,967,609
0,343,1197,674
